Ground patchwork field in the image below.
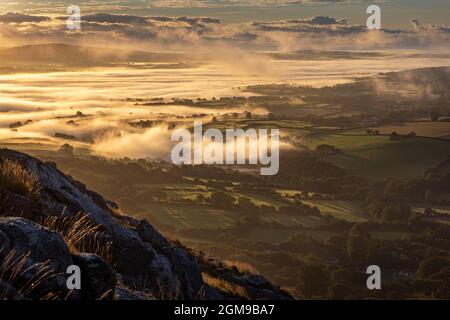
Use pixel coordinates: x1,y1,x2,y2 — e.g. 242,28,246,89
302,134,450,179
302,200,367,222
134,203,236,229
348,121,450,139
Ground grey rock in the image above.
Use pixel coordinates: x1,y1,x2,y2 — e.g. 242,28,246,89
0,281,26,300
72,253,116,300
0,217,77,299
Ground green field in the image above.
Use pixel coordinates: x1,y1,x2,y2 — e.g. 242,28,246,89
302,134,450,179
134,204,236,229
302,200,367,222
235,192,286,209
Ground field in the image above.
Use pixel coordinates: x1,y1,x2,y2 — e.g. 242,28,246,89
347,121,450,139
189,118,450,180
302,134,450,179
301,200,367,222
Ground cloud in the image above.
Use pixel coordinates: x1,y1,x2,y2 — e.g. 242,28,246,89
251,17,366,37
288,16,348,25
0,12,449,51
410,19,450,33
92,125,172,159
124,0,381,8
0,12,50,23
81,13,151,25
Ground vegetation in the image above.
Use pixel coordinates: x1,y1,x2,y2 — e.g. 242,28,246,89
201,273,249,299
41,213,113,264
0,159,39,197
0,250,60,300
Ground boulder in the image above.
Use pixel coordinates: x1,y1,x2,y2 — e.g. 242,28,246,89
72,253,116,300
0,217,77,299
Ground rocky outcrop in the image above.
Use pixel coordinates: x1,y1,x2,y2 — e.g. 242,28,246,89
0,149,291,300
0,217,76,299
72,253,116,300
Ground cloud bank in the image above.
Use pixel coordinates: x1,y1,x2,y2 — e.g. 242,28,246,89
1,11,449,51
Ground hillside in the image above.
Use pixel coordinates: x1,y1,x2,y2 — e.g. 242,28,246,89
0,43,185,66
0,148,291,300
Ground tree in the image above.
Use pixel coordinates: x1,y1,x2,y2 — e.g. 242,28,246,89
210,191,234,208
347,224,370,263
136,190,166,203
376,203,411,223
59,143,74,155
417,257,447,279
196,194,206,204
347,234,369,262
430,111,440,121
331,268,363,285
389,131,401,140
237,197,259,213
424,190,434,204
328,282,354,299
297,264,329,298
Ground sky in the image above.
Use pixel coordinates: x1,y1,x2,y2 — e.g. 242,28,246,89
0,0,449,52
0,0,448,29
0,0,449,158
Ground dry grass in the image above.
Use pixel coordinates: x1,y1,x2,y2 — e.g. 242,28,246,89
201,272,249,299
224,260,258,274
0,159,40,197
0,249,61,300
156,277,182,300
41,213,113,265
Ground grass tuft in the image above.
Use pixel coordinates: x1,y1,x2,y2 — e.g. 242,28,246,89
0,159,40,197
0,249,61,300
201,272,249,299
41,213,113,265
224,260,258,274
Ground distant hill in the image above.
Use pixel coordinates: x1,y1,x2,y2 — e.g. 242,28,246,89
0,43,186,66
267,50,389,60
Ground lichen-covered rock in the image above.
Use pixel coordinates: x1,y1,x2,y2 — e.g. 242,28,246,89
72,253,116,300
0,217,77,299
136,219,204,299
0,187,41,220
0,281,26,300
113,285,154,300
0,149,169,293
